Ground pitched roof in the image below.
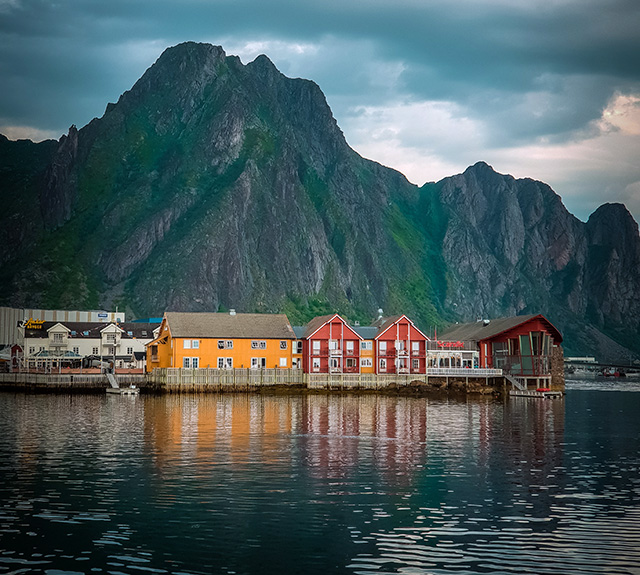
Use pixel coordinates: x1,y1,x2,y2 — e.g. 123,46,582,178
164,312,296,339
302,314,339,339
439,314,562,343
352,326,379,340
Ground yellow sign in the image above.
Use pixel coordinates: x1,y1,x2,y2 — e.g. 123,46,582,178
24,318,45,329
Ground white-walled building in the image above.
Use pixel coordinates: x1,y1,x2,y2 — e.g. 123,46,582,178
21,321,159,371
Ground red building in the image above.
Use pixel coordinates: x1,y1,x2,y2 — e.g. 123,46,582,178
373,315,430,374
301,314,363,373
438,314,563,386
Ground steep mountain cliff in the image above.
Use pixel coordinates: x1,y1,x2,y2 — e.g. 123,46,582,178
1,42,639,360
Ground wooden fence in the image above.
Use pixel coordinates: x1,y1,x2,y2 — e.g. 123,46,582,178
0,372,146,389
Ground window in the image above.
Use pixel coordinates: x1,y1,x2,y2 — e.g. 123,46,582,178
218,357,233,369
251,340,266,349
330,358,340,371
92,347,99,355
183,357,191,368
379,358,387,372
346,358,356,368
127,331,133,336
192,340,200,349
329,339,338,350
218,340,232,349
295,341,303,354
361,358,372,368
395,340,405,351
312,358,321,372
127,347,133,354
192,357,199,368
312,341,321,354
184,340,192,349
251,357,266,369
29,347,35,355
53,333,64,343
83,331,89,336
106,334,116,344
361,341,372,350
279,357,287,367
379,341,387,353
346,341,354,354
412,341,420,354
280,340,288,350
71,330,77,335
412,359,419,370
142,331,148,336
73,347,79,354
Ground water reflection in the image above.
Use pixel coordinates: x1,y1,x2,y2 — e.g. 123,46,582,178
0,388,639,574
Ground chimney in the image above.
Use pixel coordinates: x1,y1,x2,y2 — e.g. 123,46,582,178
229,309,236,316
377,308,383,320
483,319,490,326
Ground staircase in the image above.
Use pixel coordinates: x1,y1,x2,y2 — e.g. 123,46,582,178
106,372,119,389
504,373,527,391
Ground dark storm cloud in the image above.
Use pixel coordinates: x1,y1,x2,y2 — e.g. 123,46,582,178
3,0,639,140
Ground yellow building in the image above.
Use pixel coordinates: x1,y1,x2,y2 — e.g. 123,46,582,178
146,311,296,372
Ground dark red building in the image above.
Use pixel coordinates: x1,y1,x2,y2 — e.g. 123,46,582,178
439,314,563,386
301,314,363,373
373,315,430,375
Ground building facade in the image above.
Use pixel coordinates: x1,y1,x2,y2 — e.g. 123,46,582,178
146,311,297,372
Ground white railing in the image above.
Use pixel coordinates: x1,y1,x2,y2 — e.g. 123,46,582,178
426,368,502,377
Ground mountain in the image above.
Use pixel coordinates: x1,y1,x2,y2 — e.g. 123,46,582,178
1,41,639,361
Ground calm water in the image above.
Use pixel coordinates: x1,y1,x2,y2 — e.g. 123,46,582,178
1,379,639,575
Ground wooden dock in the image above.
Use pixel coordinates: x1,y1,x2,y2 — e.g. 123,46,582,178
510,389,564,399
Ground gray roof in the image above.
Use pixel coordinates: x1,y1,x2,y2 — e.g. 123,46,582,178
292,326,306,339
439,314,562,343
165,312,296,340
352,326,379,340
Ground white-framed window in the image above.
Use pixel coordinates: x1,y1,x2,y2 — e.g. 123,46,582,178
106,334,117,344
379,358,387,372
92,347,99,354
280,340,287,350
251,340,266,349
361,341,372,350
295,341,303,354
127,347,133,354
346,341,354,353
183,339,191,349
312,358,321,372
412,341,420,354
279,357,287,367
412,359,419,370
379,341,387,353
345,357,357,368
73,347,79,354
192,340,200,349
29,347,35,355
218,357,233,369
218,340,232,349
395,340,405,350
183,357,191,368
361,358,372,368
192,357,199,368
312,340,321,355
251,357,266,369
329,340,338,350
53,333,65,343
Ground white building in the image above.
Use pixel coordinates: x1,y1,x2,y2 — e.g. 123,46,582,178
22,320,159,371
0,306,125,347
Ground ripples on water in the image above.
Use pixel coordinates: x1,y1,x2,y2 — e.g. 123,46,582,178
0,379,639,575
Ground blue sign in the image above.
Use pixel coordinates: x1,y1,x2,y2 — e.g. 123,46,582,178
98,313,108,318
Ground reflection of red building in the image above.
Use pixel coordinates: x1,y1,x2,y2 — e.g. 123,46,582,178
301,314,363,374
373,315,429,375
439,314,563,386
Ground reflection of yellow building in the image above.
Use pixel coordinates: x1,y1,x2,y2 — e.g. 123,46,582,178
146,311,296,372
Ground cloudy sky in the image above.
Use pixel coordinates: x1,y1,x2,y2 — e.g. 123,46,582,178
2,0,640,222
